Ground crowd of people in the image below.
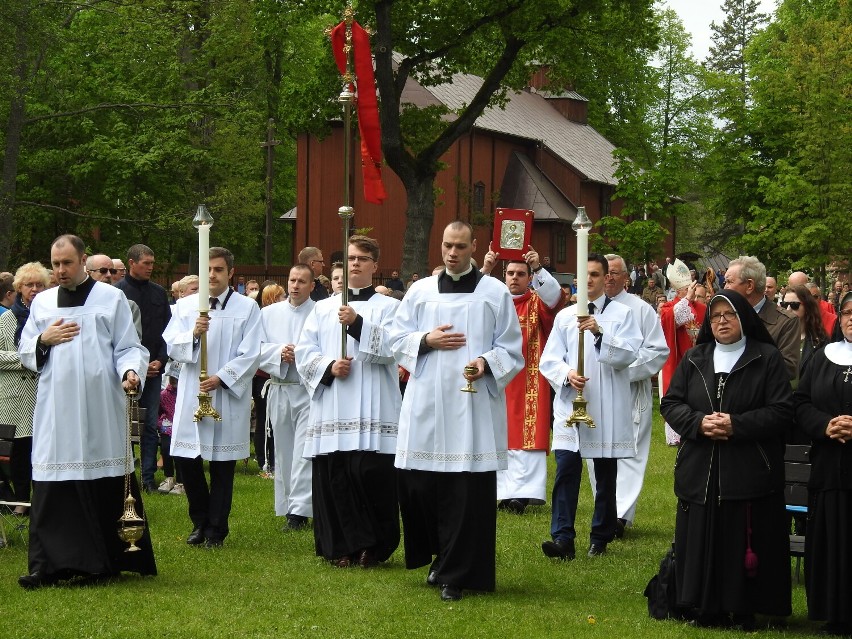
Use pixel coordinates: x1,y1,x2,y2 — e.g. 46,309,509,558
1,231,850,634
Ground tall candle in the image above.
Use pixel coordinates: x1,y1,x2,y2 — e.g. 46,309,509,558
198,222,210,311
575,227,589,311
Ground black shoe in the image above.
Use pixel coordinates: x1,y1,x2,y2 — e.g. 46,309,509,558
142,482,157,494
427,570,439,586
614,518,627,539
285,514,309,531
731,613,755,631
541,539,575,560
18,571,59,590
204,538,223,549
440,584,462,601
186,527,206,546
587,543,607,557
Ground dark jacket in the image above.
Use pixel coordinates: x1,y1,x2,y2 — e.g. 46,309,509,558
757,299,800,381
793,347,852,491
116,274,171,367
660,339,793,504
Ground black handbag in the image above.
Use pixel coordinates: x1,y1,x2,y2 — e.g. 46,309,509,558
644,543,685,620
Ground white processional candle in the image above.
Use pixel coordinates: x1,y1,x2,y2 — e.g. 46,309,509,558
575,227,589,312
198,223,210,311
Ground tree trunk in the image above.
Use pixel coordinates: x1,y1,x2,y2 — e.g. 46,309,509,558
400,173,437,280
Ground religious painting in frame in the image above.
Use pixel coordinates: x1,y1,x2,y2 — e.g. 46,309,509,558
492,208,533,262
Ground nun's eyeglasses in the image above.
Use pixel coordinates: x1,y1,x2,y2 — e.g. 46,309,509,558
709,311,738,324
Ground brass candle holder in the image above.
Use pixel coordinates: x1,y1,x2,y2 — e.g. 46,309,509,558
194,309,222,422
461,364,479,393
567,319,596,428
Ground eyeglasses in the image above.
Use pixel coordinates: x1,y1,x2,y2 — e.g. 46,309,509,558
780,301,801,310
709,311,738,323
88,268,117,275
115,267,126,272
310,259,325,266
347,255,375,264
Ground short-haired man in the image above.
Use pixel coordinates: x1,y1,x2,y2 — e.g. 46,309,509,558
111,258,126,284
641,277,659,308
297,236,401,567
725,256,799,379
116,244,172,493
330,262,344,295
390,221,524,601
164,247,262,548
765,276,779,303
87,253,142,337
258,264,316,530
539,253,642,560
586,255,668,537
385,270,405,293
480,244,566,514
18,235,154,588
245,279,260,297
298,246,329,301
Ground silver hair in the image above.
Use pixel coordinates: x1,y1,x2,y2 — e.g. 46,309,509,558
728,256,767,294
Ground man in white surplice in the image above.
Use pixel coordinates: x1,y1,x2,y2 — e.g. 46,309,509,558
389,221,524,602
17,234,155,589
296,235,401,568
586,255,668,537
164,246,261,548
258,264,315,531
539,253,643,560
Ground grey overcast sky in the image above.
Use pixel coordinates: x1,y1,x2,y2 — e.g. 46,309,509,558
664,0,778,61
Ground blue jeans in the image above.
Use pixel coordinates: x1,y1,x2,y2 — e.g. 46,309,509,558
139,374,162,488
550,450,617,546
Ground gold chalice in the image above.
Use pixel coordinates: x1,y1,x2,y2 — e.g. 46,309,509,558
461,365,479,393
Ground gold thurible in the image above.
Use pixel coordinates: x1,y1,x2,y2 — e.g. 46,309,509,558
567,320,596,428
194,310,222,422
118,388,145,551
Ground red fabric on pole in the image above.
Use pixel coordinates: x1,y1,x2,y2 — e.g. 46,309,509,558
330,21,387,205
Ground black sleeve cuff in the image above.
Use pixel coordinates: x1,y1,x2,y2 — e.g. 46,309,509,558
320,362,335,387
418,334,435,355
346,315,364,341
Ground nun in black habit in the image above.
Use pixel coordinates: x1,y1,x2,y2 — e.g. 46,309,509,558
660,290,793,627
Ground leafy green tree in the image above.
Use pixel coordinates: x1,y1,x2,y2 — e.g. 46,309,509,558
362,0,659,278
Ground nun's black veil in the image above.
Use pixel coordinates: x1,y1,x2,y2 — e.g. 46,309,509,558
695,289,775,346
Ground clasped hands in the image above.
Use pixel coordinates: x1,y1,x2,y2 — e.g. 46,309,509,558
826,415,852,443
701,412,733,440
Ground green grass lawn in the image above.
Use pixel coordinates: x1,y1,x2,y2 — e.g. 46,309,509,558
0,403,815,639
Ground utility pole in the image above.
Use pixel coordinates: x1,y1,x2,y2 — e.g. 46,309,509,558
260,118,281,277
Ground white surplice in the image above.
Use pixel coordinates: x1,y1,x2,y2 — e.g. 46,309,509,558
165,291,262,461
540,296,643,458
259,298,314,517
586,290,669,522
295,292,400,457
19,281,149,481
390,276,524,472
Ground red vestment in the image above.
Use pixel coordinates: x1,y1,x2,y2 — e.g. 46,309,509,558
506,289,565,450
659,298,706,395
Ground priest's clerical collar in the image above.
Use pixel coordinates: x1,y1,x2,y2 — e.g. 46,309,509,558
61,274,90,292
445,264,473,282
348,285,375,301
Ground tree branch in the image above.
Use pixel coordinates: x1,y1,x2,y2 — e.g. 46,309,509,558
15,200,156,224
23,101,233,124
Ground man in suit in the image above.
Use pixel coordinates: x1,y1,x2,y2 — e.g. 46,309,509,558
724,256,799,380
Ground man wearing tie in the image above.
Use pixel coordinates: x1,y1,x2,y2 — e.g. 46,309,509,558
163,247,262,548
539,253,642,559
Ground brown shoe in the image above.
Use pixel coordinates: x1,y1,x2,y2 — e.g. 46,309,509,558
358,548,378,569
332,556,352,568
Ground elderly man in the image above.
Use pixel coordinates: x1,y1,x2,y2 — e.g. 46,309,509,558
111,258,126,284
86,254,141,336
18,235,154,588
390,221,523,601
480,243,566,514
725,256,799,379
299,246,329,301
587,255,668,537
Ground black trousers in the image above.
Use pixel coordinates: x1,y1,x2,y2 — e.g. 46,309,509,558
10,436,33,503
175,456,236,542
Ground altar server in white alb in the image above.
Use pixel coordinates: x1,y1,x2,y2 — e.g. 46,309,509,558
17,234,155,589
296,235,401,569
587,254,668,537
164,246,262,549
259,263,315,531
389,221,524,602
539,252,643,561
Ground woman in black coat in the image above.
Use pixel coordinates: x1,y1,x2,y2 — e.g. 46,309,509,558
793,291,852,636
660,290,793,628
